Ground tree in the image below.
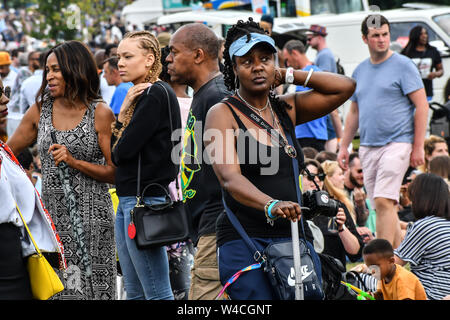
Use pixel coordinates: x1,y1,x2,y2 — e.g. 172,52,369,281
29,0,132,41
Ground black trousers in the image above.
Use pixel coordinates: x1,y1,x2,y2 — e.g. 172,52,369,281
0,223,32,300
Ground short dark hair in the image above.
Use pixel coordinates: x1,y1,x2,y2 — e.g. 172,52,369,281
302,147,318,159
104,56,118,71
159,46,170,83
363,239,394,259
177,23,219,59
283,40,306,54
104,43,118,58
348,152,360,167
361,14,391,37
315,151,337,163
17,148,33,170
303,158,324,175
408,173,450,220
261,14,274,26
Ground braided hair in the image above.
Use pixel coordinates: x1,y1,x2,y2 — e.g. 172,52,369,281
223,18,304,167
111,31,162,151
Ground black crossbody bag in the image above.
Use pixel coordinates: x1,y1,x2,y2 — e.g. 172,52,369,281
222,96,324,300
128,82,191,249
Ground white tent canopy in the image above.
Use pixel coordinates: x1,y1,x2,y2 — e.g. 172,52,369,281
122,0,164,25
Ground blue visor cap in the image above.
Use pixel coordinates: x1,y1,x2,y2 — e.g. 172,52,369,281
229,33,277,59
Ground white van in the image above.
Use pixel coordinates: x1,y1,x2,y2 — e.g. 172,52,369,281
157,9,261,38
272,6,450,105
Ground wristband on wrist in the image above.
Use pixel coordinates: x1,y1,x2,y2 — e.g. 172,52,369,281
285,67,294,84
267,200,280,219
338,225,346,233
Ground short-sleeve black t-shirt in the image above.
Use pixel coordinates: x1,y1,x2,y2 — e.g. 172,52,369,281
406,46,442,97
181,74,230,242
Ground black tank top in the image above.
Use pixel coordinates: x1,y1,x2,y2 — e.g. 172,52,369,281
216,103,313,247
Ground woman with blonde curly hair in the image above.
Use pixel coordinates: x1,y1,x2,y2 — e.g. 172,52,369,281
111,31,182,300
311,160,364,267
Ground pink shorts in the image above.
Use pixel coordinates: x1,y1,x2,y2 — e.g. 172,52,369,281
359,142,412,208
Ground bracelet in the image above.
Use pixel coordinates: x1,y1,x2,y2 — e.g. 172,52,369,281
303,68,314,87
285,67,294,84
267,200,280,219
338,225,346,233
264,199,276,218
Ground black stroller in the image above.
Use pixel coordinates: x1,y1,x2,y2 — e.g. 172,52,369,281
429,101,450,145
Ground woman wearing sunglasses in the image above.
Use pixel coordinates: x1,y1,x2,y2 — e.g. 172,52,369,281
302,159,364,268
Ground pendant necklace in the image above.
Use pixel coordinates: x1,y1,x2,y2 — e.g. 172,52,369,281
268,102,297,159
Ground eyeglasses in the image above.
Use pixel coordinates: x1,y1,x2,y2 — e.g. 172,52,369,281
0,86,11,99
306,173,326,182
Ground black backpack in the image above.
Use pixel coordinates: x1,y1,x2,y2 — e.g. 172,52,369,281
336,58,345,75
318,253,359,300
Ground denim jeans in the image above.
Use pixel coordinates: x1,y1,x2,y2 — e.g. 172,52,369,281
115,196,174,300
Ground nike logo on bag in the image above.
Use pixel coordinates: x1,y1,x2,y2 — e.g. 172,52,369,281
287,267,313,286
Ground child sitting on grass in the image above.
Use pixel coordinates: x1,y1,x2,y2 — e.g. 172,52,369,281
363,239,427,300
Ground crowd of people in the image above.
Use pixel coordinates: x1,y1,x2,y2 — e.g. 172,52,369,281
0,11,449,301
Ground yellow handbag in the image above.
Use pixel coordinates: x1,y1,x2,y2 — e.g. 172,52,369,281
16,204,64,300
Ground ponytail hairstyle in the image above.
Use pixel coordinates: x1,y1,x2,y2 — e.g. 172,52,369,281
321,160,356,223
223,18,304,167
111,31,162,150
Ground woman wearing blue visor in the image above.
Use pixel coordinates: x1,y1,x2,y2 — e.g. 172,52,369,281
204,18,356,300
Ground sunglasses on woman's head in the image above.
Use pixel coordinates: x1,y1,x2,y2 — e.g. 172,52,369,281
0,86,11,99
306,173,326,181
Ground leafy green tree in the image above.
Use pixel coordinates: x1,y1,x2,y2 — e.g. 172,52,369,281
28,0,131,41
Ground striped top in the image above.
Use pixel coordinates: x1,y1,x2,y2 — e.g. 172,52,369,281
394,216,450,300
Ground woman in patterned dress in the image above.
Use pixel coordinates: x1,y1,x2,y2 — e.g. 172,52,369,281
7,41,117,300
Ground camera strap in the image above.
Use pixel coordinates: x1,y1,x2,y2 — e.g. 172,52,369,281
223,95,307,237
223,96,297,158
